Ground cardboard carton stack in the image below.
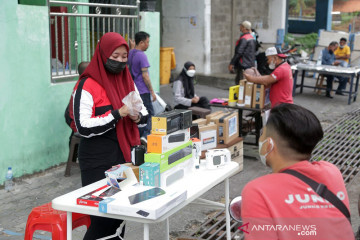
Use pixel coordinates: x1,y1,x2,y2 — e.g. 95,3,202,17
236,80,266,109
144,109,194,188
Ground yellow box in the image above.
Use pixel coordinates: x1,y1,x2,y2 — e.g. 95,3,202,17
229,85,239,101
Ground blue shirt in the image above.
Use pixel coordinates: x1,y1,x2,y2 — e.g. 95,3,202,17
321,48,335,66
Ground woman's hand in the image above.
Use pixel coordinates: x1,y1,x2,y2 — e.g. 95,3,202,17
191,96,200,103
118,105,130,117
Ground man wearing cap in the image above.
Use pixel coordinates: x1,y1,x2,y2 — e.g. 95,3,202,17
243,47,293,108
228,21,256,85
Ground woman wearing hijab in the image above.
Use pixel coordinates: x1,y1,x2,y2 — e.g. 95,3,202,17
69,32,149,239
172,61,210,110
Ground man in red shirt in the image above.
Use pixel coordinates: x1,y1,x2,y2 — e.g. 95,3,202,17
244,47,293,108
241,103,353,239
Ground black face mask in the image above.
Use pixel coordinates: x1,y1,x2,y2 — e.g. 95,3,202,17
329,50,334,54
104,58,127,74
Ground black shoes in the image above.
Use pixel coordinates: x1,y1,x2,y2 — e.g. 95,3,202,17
335,91,345,96
326,92,333,98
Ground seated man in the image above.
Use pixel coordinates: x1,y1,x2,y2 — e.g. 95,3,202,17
335,37,351,67
322,41,347,98
172,61,210,110
241,103,352,239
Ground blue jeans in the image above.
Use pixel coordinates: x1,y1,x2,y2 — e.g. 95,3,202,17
139,93,154,138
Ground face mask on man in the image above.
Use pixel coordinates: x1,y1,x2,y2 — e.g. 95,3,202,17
104,58,127,74
258,138,274,166
186,69,196,78
268,59,276,70
339,45,345,49
329,50,334,55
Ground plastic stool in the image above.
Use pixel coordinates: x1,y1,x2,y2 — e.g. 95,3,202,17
24,202,91,240
189,106,211,119
64,133,82,177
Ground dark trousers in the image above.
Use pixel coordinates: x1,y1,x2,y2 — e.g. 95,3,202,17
139,93,154,139
81,167,125,240
325,75,347,93
175,96,210,110
235,67,244,85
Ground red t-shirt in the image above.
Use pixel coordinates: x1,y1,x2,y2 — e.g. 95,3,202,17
241,161,353,240
269,62,294,107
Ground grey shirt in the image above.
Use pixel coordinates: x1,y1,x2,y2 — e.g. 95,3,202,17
172,80,197,107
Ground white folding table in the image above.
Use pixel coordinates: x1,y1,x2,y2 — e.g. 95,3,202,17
52,161,241,240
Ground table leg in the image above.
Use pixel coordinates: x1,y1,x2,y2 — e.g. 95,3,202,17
354,74,360,102
292,70,298,96
144,223,150,240
255,112,261,146
238,110,243,137
165,218,170,240
225,178,231,240
348,75,354,105
67,212,72,240
300,70,305,94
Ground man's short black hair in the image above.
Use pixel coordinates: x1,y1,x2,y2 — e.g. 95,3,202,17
135,31,150,45
266,103,323,156
340,37,347,42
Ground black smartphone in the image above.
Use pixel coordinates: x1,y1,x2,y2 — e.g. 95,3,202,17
128,187,166,205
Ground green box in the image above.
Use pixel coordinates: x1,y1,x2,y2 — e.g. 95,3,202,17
139,162,160,187
145,140,193,173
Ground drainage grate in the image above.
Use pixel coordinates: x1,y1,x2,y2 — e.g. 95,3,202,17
190,210,244,240
311,108,360,185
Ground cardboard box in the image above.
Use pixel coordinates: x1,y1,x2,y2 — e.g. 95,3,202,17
147,128,190,154
192,118,207,126
229,85,239,106
252,84,265,109
99,186,187,220
139,162,160,187
123,163,140,181
145,141,193,173
151,111,181,135
199,123,217,151
217,111,239,144
244,82,254,108
206,111,224,124
237,80,247,106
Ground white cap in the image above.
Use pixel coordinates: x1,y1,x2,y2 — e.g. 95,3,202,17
265,47,287,58
241,21,252,30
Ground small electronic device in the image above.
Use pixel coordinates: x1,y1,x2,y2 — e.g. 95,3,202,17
205,149,231,169
131,145,145,166
128,187,166,205
174,109,192,129
136,210,150,217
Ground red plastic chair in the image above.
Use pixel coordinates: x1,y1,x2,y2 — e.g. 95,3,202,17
24,202,91,240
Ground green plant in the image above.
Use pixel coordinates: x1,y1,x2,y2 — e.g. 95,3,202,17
284,33,318,55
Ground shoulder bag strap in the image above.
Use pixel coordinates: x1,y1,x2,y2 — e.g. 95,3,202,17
282,169,351,223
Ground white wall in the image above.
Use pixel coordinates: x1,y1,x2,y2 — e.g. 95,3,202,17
162,0,207,74
257,0,286,44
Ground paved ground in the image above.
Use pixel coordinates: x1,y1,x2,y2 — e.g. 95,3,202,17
1,74,360,239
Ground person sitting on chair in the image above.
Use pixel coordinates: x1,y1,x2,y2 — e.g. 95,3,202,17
172,61,210,110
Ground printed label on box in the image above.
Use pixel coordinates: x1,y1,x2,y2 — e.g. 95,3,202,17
228,116,237,137
245,96,251,105
239,85,245,100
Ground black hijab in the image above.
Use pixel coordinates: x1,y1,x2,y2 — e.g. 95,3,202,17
177,61,195,98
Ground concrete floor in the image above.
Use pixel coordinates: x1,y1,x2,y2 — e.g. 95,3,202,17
1,74,360,239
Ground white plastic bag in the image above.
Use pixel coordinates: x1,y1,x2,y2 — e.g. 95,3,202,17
122,91,143,116
151,93,167,115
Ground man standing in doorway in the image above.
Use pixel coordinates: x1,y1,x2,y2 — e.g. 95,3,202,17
228,21,256,85
129,31,156,142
